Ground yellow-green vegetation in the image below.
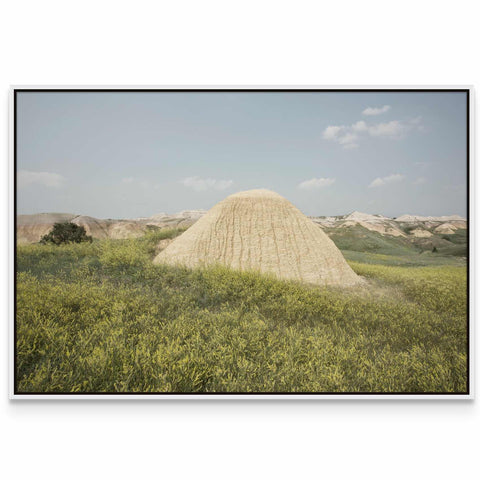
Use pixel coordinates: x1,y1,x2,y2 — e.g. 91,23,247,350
16,228,468,393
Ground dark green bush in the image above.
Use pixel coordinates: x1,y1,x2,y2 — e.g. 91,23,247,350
40,222,92,245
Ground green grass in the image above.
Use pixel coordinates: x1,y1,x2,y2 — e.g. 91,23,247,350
16,228,468,393
325,225,415,255
342,250,466,267
325,224,468,258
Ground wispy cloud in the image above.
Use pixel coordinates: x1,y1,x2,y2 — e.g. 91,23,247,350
342,143,359,150
122,177,135,184
413,177,426,185
180,176,234,192
298,177,335,190
369,173,405,188
321,125,358,149
18,170,65,188
368,120,406,138
369,117,424,137
362,105,391,116
414,161,431,168
410,116,424,131
338,133,359,146
322,125,343,140
323,112,424,149
352,120,368,132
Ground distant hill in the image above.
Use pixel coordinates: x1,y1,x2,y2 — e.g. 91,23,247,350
17,208,467,256
309,210,467,259
311,210,464,235
395,214,466,222
16,211,205,244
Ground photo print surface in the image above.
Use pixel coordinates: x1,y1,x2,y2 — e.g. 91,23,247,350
13,89,470,397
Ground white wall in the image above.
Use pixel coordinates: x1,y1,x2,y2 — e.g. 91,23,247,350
1,1,478,478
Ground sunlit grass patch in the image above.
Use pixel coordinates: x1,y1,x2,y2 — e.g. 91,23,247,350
16,232,468,393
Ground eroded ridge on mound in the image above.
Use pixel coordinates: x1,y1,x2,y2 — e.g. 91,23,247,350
154,189,362,287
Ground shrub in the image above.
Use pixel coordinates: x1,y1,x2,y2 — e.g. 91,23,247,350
403,225,416,234
41,222,93,245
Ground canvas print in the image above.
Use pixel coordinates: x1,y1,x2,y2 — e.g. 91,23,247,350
13,89,470,396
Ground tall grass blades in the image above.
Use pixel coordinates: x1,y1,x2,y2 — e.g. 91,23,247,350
16,230,468,393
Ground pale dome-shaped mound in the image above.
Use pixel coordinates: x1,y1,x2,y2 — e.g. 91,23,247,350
154,189,362,287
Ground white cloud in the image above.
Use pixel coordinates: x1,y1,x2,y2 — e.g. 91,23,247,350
323,112,424,149
352,120,368,132
338,133,358,145
122,177,135,184
322,125,359,149
298,177,335,190
18,170,65,188
369,178,385,188
180,176,234,192
368,173,405,188
322,125,343,140
368,120,406,138
362,105,391,116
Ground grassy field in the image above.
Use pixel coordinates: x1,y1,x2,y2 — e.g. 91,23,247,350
16,228,468,393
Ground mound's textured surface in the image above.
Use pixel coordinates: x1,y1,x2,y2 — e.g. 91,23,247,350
154,189,361,287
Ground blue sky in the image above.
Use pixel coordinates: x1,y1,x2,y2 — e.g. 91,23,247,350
16,91,468,218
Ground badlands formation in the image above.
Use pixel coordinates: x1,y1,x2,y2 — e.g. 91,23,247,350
16,210,205,244
310,211,466,236
154,189,362,287
17,204,467,247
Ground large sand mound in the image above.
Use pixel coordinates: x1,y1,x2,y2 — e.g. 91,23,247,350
154,189,362,287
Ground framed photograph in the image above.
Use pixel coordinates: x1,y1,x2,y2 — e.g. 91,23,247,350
10,87,472,399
